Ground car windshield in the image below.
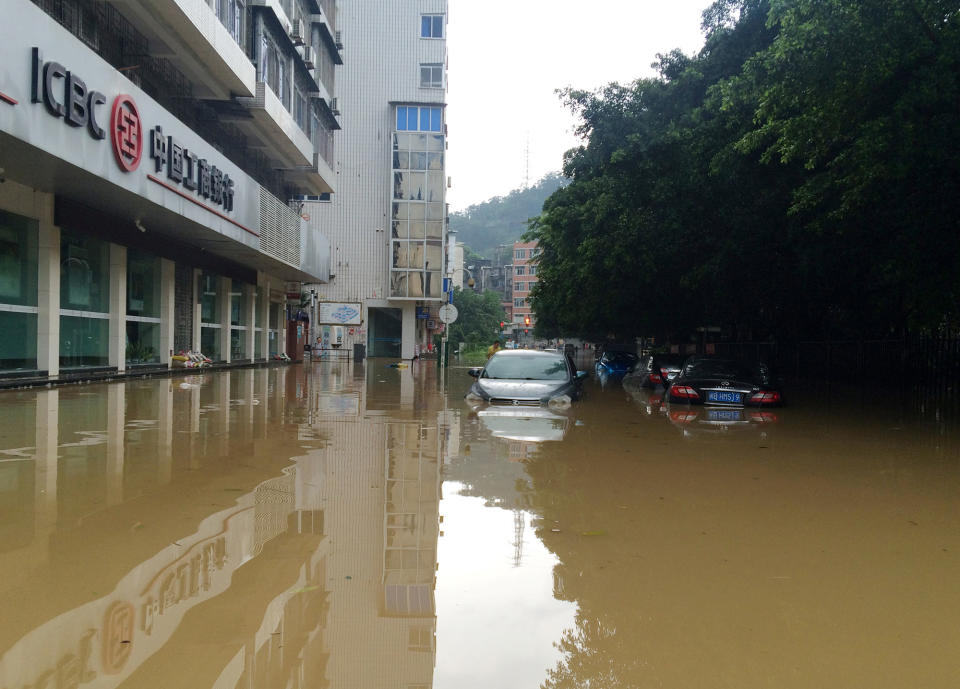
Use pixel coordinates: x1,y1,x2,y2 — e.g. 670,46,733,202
683,359,757,380
656,355,684,367
604,352,638,365
484,354,569,380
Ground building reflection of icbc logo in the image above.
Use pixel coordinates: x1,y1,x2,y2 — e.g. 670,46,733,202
102,601,135,674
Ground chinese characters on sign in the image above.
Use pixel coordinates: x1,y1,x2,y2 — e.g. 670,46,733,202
150,125,235,212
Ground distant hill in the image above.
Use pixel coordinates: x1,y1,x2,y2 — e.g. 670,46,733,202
449,173,566,258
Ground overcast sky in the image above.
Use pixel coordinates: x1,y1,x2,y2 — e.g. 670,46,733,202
444,0,712,211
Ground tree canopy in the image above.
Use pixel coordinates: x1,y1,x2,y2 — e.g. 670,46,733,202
445,288,506,346
529,0,960,342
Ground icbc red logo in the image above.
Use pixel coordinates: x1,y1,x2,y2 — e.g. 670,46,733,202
110,95,142,172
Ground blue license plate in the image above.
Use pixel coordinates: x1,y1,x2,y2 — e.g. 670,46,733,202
708,409,743,422
707,390,742,405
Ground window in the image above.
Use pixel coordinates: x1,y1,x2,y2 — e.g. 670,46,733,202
531,247,541,257
529,265,537,276
421,14,444,38
514,298,525,308
516,282,525,292
515,265,526,276
515,249,526,260
396,106,443,133
0,210,39,371
215,0,243,43
260,30,288,110
420,63,443,89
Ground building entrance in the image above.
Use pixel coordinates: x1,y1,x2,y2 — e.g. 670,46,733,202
368,308,402,358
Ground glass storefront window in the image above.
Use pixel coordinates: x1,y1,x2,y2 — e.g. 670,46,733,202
126,249,161,365
127,249,160,318
199,272,219,324
60,228,109,368
0,311,38,370
230,280,247,326
0,210,39,371
60,228,109,313
201,326,221,361
0,210,38,308
60,315,108,368
230,328,247,360
126,321,160,364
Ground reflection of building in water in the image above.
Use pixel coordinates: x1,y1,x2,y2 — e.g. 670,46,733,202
302,361,441,687
0,367,332,689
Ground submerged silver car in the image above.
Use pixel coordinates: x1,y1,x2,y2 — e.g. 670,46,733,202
465,350,587,410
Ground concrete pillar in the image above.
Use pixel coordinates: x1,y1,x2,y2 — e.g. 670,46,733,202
192,269,202,352
159,258,175,364
401,302,416,360
105,383,125,507
258,286,269,360
36,219,60,376
108,244,127,371
220,276,232,363
245,283,256,361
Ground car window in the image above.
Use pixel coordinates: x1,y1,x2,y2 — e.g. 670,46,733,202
484,354,569,380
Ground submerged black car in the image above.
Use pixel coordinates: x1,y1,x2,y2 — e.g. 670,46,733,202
465,350,587,410
623,353,685,390
666,356,783,407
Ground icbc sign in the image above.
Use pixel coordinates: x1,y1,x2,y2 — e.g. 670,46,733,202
30,46,235,212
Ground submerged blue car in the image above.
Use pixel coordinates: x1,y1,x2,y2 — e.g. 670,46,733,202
595,350,639,377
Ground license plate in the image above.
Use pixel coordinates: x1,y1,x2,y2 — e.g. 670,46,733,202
707,390,742,404
708,409,743,422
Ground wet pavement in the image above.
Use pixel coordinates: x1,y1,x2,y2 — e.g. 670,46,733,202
1,360,959,688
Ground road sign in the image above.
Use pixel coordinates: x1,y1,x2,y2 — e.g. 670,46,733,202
438,304,458,324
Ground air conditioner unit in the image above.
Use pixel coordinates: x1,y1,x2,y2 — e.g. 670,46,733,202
290,19,305,46
301,45,314,69
335,30,343,50
330,97,340,116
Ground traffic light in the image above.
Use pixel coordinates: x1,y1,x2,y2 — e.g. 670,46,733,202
524,316,531,326
499,321,505,329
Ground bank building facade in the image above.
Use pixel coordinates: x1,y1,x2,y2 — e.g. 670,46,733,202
0,0,448,385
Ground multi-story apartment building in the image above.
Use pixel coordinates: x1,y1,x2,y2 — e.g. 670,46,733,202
303,0,448,359
0,0,341,385
511,239,539,336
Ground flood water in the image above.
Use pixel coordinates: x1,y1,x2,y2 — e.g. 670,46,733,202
1,360,959,688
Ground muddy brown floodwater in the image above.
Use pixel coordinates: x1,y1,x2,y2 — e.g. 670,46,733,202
1,360,959,688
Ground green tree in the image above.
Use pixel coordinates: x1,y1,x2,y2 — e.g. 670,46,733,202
446,288,506,346
530,0,960,342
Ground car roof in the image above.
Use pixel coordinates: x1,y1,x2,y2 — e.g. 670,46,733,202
491,349,564,358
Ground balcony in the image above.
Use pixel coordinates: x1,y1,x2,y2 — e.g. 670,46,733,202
107,0,257,100
236,82,316,169
284,152,336,195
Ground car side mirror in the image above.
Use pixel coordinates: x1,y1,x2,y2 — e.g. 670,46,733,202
468,368,482,378
576,370,589,380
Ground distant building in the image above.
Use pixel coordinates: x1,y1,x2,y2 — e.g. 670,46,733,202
511,240,539,336
302,0,448,359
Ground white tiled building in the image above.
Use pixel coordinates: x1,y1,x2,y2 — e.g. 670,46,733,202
303,0,448,359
